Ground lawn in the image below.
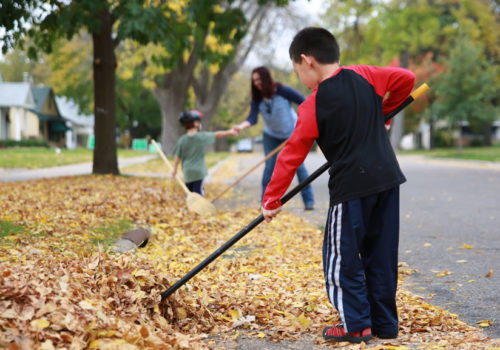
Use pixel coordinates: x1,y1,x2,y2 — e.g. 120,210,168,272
398,143,500,162
0,147,150,169
2,144,498,170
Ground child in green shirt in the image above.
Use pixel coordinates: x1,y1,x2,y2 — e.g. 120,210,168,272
172,110,236,196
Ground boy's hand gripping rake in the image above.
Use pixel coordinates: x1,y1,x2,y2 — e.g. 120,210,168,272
160,83,429,301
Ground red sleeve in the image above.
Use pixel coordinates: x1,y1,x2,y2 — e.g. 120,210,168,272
347,65,415,119
262,93,319,210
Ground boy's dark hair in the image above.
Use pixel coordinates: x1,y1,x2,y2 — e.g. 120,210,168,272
289,27,340,64
251,66,281,101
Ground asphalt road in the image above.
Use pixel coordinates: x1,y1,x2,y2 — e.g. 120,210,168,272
216,151,500,339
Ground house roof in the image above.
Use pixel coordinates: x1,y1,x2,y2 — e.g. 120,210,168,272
31,86,52,113
55,96,94,127
0,82,36,109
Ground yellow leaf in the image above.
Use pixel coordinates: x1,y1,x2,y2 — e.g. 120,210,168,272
88,340,100,348
176,307,187,319
229,309,240,320
478,320,493,328
424,243,432,247
257,332,266,338
134,290,146,299
435,270,451,277
460,243,473,249
456,260,467,263
297,313,311,328
30,318,50,329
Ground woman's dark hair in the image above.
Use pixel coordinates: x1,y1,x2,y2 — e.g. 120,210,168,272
251,66,280,101
289,27,340,64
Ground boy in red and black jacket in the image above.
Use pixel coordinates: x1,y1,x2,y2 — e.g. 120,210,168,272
261,27,415,344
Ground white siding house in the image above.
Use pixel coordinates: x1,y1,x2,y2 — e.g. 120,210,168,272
55,96,94,149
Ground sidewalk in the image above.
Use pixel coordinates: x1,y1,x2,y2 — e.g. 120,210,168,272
397,154,500,171
0,155,157,182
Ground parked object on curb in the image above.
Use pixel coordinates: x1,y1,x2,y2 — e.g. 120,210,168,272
236,138,253,152
112,226,151,253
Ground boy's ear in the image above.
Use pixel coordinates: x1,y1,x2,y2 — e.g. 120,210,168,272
300,54,314,67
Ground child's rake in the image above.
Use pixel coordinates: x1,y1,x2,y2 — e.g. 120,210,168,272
151,140,216,216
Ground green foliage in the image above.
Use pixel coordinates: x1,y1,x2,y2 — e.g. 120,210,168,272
378,0,441,63
433,34,498,128
0,139,50,148
47,33,94,115
0,46,51,84
433,128,454,148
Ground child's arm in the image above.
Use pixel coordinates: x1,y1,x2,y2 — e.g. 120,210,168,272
171,155,180,178
261,94,318,221
233,100,259,132
214,129,238,138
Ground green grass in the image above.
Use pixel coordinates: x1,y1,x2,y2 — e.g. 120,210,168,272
397,143,500,162
0,221,27,238
90,219,135,250
0,147,151,169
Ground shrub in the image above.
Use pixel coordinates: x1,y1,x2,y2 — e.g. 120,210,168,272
469,137,484,147
434,129,454,148
0,139,50,148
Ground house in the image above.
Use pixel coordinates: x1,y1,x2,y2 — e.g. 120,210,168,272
30,85,70,146
0,80,36,140
56,96,94,149
0,75,71,146
401,119,500,150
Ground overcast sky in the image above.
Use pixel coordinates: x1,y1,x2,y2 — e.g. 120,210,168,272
245,0,325,69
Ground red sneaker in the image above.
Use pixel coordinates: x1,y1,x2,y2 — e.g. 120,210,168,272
323,324,372,343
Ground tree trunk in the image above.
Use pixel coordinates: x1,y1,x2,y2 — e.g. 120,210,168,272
152,87,185,155
482,123,492,146
457,124,463,156
429,118,435,149
193,5,268,126
92,10,118,174
194,63,239,127
390,50,410,151
153,55,198,155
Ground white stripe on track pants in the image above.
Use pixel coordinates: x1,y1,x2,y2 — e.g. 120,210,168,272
322,186,400,335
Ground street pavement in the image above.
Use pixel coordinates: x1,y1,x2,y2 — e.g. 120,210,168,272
213,151,500,340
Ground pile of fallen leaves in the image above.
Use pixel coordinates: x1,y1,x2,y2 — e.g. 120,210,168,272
0,175,498,349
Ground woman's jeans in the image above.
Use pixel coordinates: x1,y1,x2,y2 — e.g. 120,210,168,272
261,132,315,207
